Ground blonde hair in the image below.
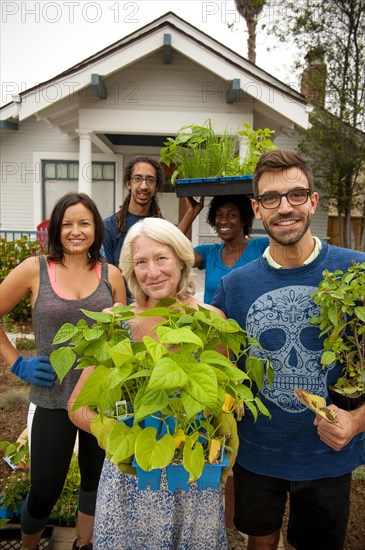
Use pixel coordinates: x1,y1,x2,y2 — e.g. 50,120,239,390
120,218,196,305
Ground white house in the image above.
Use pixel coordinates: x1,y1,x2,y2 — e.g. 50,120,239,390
0,11,328,245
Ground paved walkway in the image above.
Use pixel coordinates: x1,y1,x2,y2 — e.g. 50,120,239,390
51,526,287,549
2,523,286,549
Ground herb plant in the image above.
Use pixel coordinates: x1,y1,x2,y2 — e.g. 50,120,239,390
160,120,275,184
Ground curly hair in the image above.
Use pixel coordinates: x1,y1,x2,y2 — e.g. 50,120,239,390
120,218,196,306
206,195,254,236
115,157,164,238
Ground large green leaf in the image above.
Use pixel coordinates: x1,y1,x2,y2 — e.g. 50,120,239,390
186,363,218,408
157,326,203,347
109,339,135,367
50,347,76,382
52,323,78,345
143,336,168,363
246,356,265,390
109,425,141,464
106,365,133,388
71,365,109,410
135,428,175,470
147,357,189,392
80,309,114,323
134,390,169,422
180,391,204,419
183,436,204,481
82,339,110,363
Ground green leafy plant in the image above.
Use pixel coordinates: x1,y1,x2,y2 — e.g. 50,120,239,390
311,261,365,396
50,453,79,521
0,236,42,320
0,438,31,514
160,120,275,184
0,466,30,513
0,437,80,520
51,299,273,483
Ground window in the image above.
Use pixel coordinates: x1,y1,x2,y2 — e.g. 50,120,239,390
42,161,115,219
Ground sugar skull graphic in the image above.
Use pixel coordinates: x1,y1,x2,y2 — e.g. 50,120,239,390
246,286,335,413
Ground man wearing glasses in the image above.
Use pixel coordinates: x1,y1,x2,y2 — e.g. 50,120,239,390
212,149,365,550
103,156,164,267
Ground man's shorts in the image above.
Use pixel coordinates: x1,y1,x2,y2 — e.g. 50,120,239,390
233,462,351,550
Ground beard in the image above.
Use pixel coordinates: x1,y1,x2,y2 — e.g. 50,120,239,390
261,213,312,246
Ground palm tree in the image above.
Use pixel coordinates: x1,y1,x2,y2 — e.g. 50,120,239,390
235,0,266,63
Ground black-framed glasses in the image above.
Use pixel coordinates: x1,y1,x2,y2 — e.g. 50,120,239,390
130,175,157,185
255,189,312,209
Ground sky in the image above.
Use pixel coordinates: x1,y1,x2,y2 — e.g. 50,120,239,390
0,0,298,107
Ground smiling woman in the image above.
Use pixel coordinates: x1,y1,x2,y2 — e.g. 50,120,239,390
68,217,236,549
180,194,269,303
0,192,126,550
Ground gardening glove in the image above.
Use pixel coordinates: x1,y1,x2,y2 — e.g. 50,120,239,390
11,355,55,387
91,414,136,476
212,411,239,485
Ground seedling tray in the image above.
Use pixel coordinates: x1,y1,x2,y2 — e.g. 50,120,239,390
0,525,54,549
175,175,253,197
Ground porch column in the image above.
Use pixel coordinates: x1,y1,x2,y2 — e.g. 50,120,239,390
238,134,248,160
77,130,93,196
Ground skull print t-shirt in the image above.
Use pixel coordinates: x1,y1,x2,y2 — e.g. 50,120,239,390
212,243,365,481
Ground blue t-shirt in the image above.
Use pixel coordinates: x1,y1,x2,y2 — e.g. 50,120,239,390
212,243,365,481
103,212,148,267
195,237,269,303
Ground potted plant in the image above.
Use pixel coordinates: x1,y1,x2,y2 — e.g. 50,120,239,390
160,120,275,197
310,260,365,410
0,437,79,526
51,299,273,490
0,437,30,521
49,453,79,526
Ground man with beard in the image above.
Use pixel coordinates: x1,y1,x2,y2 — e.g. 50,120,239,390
102,156,164,267
212,149,365,550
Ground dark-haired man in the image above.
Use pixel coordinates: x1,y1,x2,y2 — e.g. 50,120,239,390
213,148,365,550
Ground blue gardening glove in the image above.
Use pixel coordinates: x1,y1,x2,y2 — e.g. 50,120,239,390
11,355,56,387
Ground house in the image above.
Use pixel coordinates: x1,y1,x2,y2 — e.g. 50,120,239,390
0,11,328,246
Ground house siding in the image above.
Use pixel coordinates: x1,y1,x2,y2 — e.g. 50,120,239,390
0,118,79,230
82,51,253,119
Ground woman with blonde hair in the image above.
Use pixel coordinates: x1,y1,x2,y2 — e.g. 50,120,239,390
69,217,231,549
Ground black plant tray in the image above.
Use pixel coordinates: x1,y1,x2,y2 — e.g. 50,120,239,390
0,525,54,549
175,175,253,197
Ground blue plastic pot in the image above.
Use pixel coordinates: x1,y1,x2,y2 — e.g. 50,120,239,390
197,450,229,490
132,458,162,491
142,413,163,432
0,496,23,519
165,464,190,491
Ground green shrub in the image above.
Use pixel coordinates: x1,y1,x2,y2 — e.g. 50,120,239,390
0,237,42,321
16,338,36,351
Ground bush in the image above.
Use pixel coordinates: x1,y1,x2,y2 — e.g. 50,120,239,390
0,237,42,321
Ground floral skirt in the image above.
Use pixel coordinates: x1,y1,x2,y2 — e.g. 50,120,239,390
93,458,228,550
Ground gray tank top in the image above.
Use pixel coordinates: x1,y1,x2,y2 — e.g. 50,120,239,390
30,256,114,409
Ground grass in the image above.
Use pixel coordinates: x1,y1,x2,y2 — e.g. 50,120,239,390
352,465,365,480
16,338,36,351
0,388,30,411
